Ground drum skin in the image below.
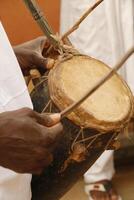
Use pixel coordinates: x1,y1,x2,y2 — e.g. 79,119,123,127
31,55,133,200
48,55,133,132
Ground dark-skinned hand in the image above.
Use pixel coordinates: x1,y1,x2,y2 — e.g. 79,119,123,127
0,108,63,174
13,36,55,74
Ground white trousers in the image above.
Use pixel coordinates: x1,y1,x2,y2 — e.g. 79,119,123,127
60,0,134,182
84,151,115,184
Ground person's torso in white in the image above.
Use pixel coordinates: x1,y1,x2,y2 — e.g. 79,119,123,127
0,22,32,200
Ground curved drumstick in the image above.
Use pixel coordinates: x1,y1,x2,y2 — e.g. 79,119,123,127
61,47,134,118
62,0,104,40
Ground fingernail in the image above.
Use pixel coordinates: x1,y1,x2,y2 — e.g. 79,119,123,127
50,113,61,120
45,113,61,126
46,58,55,69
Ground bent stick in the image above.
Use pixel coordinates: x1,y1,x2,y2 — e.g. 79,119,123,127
62,0,104,40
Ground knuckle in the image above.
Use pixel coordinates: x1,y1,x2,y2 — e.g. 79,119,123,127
32,51,39,59
37,36,47,42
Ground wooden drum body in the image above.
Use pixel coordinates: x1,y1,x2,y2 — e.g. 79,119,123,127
31,55,133,200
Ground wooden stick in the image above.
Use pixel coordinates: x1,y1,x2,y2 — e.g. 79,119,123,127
23,0,58,47
62,0,104,40
23,0,103,53
61,47,134,118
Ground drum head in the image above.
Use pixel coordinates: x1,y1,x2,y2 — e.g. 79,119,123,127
48,55,133,131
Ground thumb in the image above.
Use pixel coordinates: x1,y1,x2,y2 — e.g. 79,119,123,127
41,113,61,127
34,53,55,69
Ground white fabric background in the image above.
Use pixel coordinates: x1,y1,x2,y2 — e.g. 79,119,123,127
0,22,32,200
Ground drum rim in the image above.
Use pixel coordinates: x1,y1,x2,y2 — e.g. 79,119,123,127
48,54,134,132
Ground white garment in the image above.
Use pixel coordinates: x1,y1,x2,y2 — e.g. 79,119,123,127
0,22,32,199
84,151,115,184
60,0,134,184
